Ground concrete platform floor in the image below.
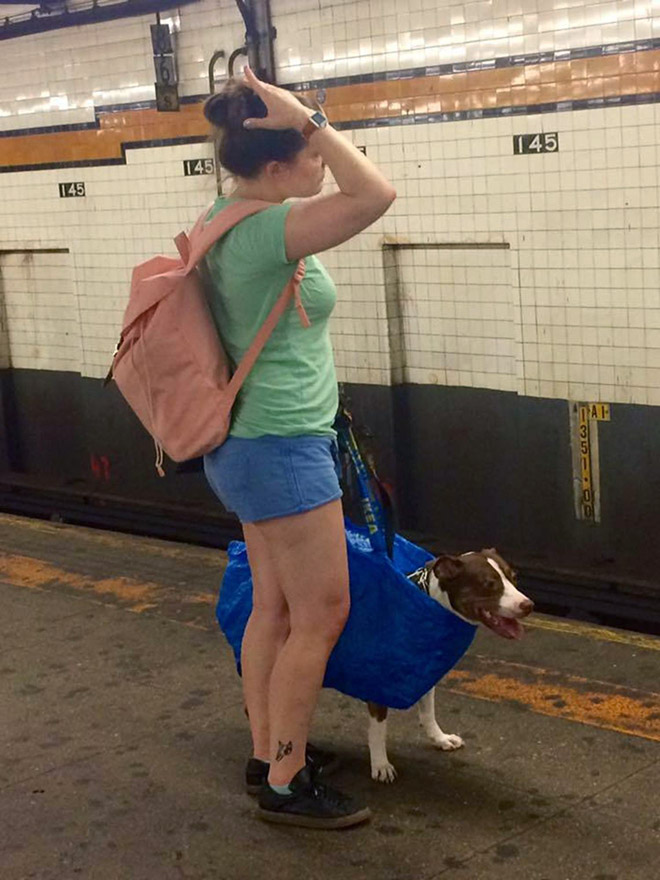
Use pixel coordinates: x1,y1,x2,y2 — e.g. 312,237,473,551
0,512,658,880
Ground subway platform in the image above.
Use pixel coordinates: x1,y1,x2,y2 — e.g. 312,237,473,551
0,512,658,880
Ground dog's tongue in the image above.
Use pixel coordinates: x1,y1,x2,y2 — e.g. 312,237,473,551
482,613,524,640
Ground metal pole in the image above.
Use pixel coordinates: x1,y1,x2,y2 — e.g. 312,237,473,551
249,0,276,83
208,49,226,95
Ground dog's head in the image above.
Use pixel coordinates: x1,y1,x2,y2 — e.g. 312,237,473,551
431,549,533,639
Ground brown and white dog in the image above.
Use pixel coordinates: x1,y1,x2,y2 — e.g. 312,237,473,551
367,548,534,783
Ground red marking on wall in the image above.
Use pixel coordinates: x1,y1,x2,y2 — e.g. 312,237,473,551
90,454,111,481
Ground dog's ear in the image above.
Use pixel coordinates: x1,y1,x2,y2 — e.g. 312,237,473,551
481,547,498,558
432,555,464,582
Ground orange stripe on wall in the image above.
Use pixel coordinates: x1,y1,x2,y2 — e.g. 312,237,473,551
1,49,660,169
0,102,208,168
317,48,660,120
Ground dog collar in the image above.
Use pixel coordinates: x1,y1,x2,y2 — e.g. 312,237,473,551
408,564,433,595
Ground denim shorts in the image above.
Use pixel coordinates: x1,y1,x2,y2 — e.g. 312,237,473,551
203,434,343,524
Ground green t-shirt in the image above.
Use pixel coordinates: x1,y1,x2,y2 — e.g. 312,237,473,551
204,197,338,438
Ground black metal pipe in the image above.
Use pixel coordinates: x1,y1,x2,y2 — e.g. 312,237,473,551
233,0,276,82
251,0,277,83
227,45,248,78
234,0,259,73
208,49,226,95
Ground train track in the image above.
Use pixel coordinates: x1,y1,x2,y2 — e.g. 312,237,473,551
1,477,659,636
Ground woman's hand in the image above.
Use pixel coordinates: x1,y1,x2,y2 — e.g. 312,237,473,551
242,66,313,132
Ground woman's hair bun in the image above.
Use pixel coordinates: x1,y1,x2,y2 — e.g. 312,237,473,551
203,81,267,130
203,92,229,127
205,78,313,178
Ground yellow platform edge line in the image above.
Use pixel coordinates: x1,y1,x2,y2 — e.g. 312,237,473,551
444,669,660,743
2,549,659,740
525,615,660,652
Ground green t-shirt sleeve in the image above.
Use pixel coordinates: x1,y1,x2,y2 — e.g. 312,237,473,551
222,202,294,270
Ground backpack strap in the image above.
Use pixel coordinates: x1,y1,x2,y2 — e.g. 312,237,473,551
224,259,307,406
118,199,302,341
186,198,310,405
184,199,276,271
109,200,310,392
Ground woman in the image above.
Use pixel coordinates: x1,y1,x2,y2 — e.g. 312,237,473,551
203,66,396,829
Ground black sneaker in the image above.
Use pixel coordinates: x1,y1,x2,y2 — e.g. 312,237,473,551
258,765,371,829
245,743,340,795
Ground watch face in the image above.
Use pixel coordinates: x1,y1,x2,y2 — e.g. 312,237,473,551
311,110,327,127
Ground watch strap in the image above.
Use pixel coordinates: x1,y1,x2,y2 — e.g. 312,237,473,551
302,113,327,141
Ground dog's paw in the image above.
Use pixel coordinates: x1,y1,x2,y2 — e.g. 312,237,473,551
431,732,464,751
371,762,397,783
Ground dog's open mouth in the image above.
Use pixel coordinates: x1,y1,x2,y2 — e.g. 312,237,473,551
478,609,524,639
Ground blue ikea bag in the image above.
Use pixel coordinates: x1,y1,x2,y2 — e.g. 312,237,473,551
216,519,476,709
216,406,476,709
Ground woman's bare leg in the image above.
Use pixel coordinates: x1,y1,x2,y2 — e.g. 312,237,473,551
243,499,349,787
241,524,290,761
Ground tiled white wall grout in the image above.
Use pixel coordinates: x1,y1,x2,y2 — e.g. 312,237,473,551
274,0,658,84
0,0,241,128
0,252,81,371
1,0,659,406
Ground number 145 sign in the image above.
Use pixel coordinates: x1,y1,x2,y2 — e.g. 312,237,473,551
513,132,559,154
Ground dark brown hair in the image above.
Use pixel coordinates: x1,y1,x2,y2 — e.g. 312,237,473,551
204,79,315,178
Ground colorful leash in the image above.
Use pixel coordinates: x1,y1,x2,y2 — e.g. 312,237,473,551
335,403,395,558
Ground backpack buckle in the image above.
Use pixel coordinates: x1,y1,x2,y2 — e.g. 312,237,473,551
103,335,123,387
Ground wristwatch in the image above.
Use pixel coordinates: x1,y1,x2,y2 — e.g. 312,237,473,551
301,110,328,140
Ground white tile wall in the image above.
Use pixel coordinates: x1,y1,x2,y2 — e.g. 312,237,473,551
320,101,660,404
0,0,241,130
274,0,659,84
1,0,660,407
0,251,80,371
392,246,516,391
3,1,656,131
0,142,216,376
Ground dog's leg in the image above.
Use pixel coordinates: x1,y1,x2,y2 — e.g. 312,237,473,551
367,702,396,782
417,689,464,751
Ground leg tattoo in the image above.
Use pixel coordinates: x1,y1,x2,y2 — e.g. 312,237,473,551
275,740,293,762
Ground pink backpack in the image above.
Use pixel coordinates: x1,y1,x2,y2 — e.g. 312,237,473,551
107,200,309,474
